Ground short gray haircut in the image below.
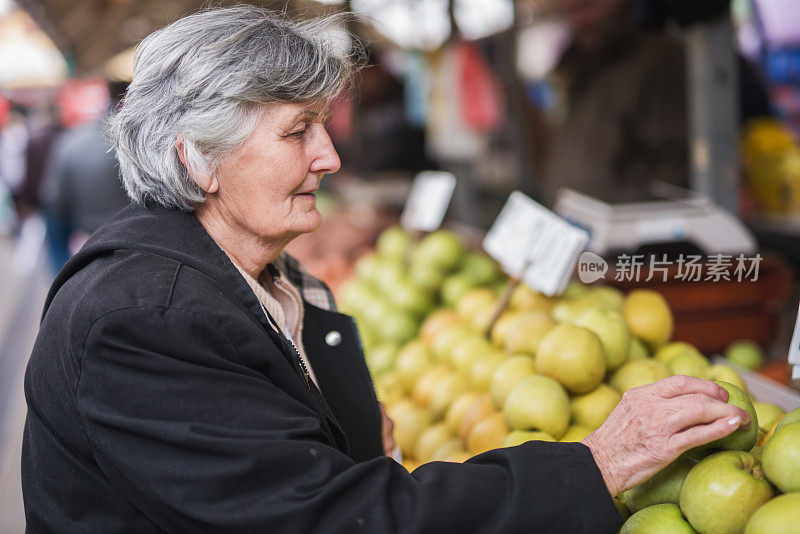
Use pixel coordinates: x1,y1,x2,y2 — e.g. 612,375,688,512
106,5,357,211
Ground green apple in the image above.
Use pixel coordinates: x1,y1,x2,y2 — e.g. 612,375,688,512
459,252,501,285
706,364,748,393
408,263,445,294
376,226,412,262
373,371,405,405
354,252,383,283
573,307,632,371
413,422,452,463
725,340,764,370
428,373,469,419
623,455,696,513
775,407,800,431
667,352,710,379
489,355,536,408
374,308,419,345
449,335,493,374
455,288,497,324
373,261,406,294
440,273,479,308
535,324,606,394
693,381,758,453
489,311,524,348
560,424,593,442
679,451,774,534
551,295,609,323
509,284,555,313
563,280,588,299
337,278,379,315
753,402,784,443
655,342,703,365
365,343,399,378
502,429,556,447
469,351,507,391
584,285,625,310
503,311,557,357
411,230,464,272
387,399,433,457
570,384,621,430
749,445,763,461
609,359,671,393
744,492,800,534
388,279,435,318
762,421,800,493
394,340,433,389
430,325,472,362
503,374,570,439
621,503,697,534
628,338,650,360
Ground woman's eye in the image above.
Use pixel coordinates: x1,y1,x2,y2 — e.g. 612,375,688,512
289,129,306,139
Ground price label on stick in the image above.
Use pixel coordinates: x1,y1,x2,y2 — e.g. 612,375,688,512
789,302,800,381
483,191,589,297
401,171,457,232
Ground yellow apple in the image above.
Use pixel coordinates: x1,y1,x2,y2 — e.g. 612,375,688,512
535,324,606,394
571,384,621,430
467,413,509,455
503,375,570,439
560,424,593,442
622,289,673,351
490,355,536,408
503,311,558,357
610,359,671,393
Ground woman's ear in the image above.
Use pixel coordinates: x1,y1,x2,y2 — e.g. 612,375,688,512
176,134,218,194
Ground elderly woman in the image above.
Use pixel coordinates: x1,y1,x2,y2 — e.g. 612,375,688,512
22,6,749,533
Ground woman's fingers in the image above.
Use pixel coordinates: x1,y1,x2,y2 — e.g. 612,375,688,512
652,374,729,401
663,394,749,433
668,415,747,453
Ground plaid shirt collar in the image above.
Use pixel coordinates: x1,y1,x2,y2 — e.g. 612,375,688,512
268,252,337,313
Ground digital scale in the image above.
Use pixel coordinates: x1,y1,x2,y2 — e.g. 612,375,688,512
553,186,757,256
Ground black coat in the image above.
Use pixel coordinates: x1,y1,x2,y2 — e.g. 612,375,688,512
22,202,622,533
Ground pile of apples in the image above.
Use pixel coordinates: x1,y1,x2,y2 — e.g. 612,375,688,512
339,227,800,533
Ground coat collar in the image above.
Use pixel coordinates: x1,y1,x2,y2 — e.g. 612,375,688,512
44,202,270,335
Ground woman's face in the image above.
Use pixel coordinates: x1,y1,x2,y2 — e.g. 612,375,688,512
205,101,340,244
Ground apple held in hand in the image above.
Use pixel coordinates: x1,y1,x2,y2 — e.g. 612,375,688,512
691,381,758,454
679,451,774,534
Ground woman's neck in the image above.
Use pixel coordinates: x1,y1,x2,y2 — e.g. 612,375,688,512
194,204,290,280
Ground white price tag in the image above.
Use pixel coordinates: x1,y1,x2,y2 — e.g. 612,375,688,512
401,171,457,232
789,302,800,380
483,191,589,297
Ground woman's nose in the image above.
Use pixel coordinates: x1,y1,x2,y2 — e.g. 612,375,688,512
309,125,341,175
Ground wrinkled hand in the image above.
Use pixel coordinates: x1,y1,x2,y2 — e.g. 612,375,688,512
380,403,396,457
582,375,750,497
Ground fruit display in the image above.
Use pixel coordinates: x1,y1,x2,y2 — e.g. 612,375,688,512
339,226,799,533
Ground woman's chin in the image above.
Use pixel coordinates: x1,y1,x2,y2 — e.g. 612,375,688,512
291,210,323,235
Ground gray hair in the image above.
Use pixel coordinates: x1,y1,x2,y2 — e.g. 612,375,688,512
105,5,358,211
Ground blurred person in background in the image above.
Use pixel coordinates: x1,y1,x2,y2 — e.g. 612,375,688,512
40,80,130,270
15,100,64,222
536,0,688,205
23,7,751,533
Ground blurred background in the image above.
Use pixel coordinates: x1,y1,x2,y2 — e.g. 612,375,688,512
1,0,799,530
